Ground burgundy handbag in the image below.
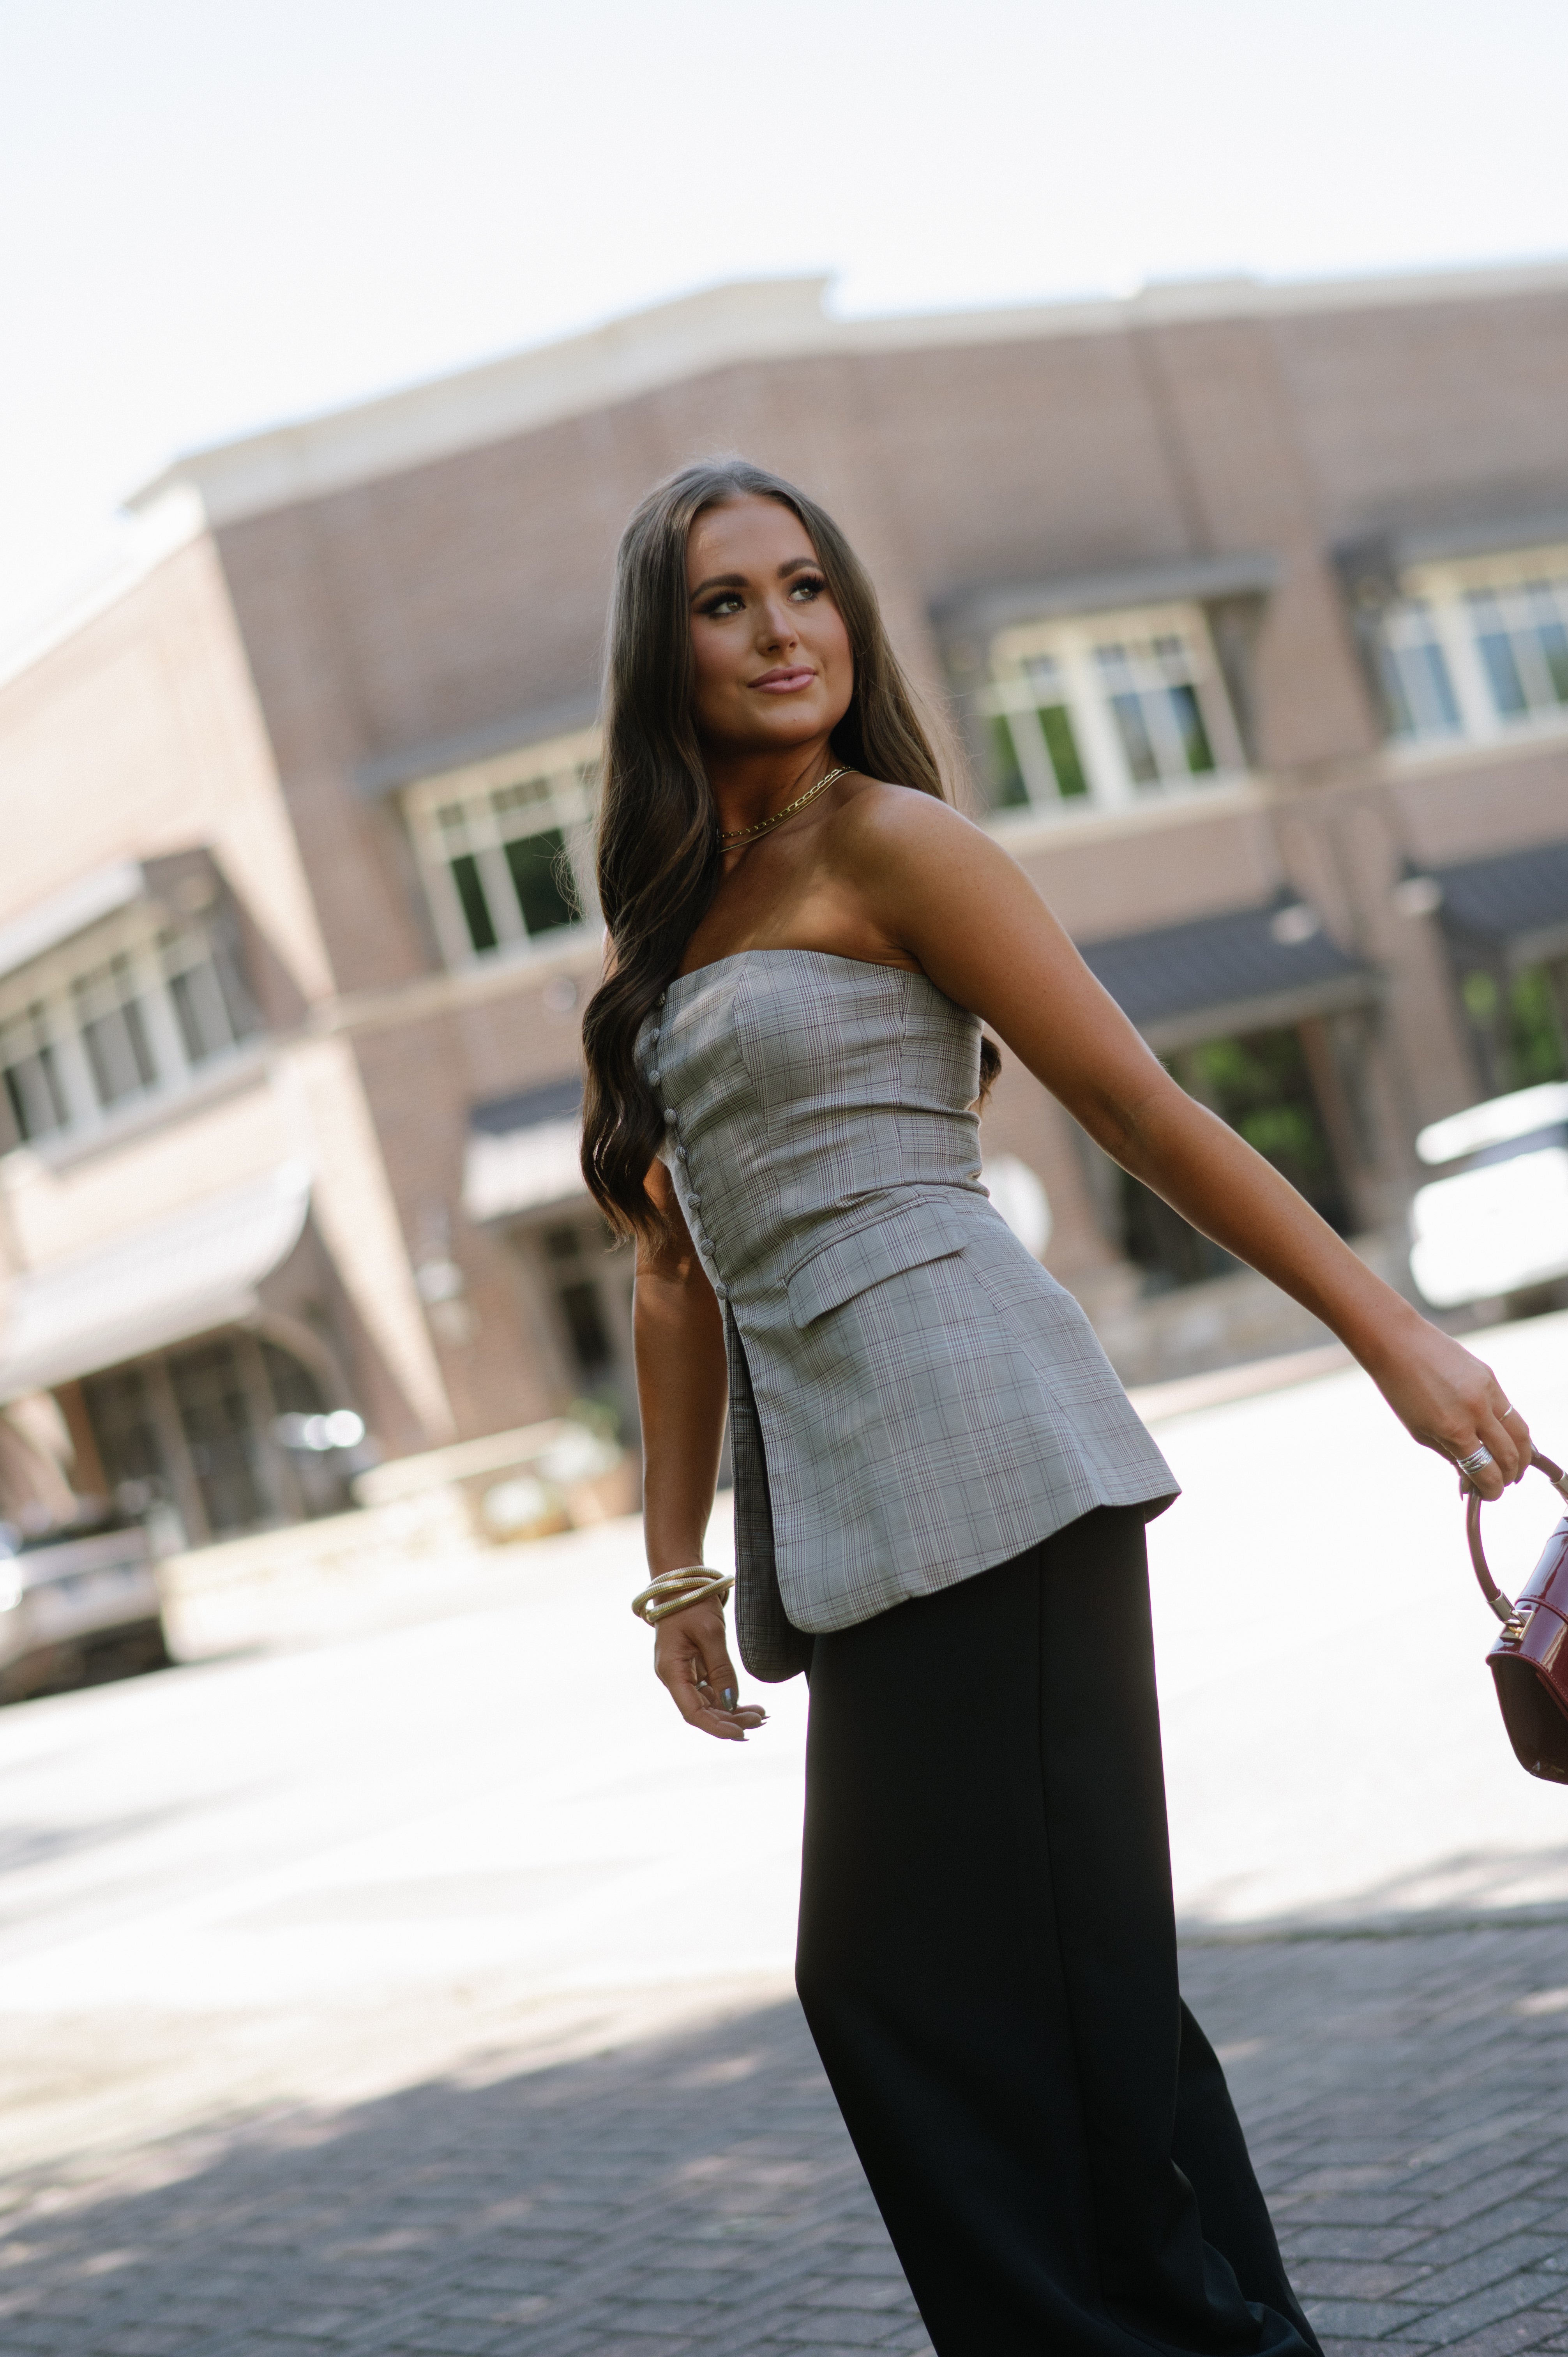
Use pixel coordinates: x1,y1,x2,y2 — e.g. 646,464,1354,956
1468,1447,1568,1783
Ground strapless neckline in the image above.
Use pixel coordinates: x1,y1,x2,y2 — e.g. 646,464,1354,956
667,947,928,995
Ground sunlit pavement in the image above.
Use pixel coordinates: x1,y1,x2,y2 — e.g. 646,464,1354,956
2,1311,1568,2354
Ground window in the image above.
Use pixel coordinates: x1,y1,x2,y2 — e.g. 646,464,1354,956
0,914,260,1155
0,1002,68,1143
1466,580,1568,719
72,954,157,1108
161,925,258,1065
1375,599,1462,741
980,605,1238,815
408,731,598,966
1374,547,1568,748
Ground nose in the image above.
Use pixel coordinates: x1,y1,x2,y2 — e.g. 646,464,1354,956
756,592,799,650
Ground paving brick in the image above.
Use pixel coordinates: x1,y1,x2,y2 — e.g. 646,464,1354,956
3,1925,1568,2351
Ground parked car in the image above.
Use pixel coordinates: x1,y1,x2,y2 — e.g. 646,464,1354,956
0,1508,170,1703
1409,1080,1568,1310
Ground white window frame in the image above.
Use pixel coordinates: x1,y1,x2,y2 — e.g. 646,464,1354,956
1380,542,1568,754
979,601,1245,817
404,727,601,972
0,908,258,1155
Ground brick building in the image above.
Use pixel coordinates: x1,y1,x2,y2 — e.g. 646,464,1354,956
0,262,1564,1543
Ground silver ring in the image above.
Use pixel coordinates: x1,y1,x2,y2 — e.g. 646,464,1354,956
1457,1445,1495,1476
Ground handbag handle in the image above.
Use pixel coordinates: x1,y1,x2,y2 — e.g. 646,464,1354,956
1466,1447,1568,1623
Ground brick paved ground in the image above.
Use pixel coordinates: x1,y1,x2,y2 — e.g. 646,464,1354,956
1,1920,1566,2355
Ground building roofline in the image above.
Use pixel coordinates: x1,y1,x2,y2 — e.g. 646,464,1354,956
127,255,1568,537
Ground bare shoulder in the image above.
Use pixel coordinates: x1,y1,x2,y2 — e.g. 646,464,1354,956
826,775,1026,905
827,776,996,870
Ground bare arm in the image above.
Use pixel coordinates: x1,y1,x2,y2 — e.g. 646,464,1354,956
830,785,1530,1499
635,1159,766,1739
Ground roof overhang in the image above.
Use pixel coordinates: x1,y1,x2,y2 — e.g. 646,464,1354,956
462,1078,586,1224
355,694,600,801
934,551,1280,647
0,849,224,989
1078,898,1379,1053
0,1165,311,1403
121,258,1568,538
1424,836,1568,971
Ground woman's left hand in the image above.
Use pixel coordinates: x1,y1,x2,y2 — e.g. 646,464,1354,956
1364,1317,1531,1501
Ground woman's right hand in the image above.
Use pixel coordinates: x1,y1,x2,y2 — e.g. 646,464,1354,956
653,1602,768,1741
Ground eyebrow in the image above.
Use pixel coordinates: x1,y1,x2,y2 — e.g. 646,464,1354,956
689,555,821,600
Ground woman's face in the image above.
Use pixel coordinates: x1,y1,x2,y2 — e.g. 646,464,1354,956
686,495,853,758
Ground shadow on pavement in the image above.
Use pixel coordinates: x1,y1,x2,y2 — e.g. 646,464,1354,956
5,1929,1568,2356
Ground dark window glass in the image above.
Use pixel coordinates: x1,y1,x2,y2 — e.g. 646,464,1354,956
450,853,498,952
2,1010,67,1141
1475,626,1529,716
1169,683,1215,774
169,959,233,1064
82,1366,168,1495
502,827,577,937
1039,705,1089,797
259,1341,327,1419
557,1278,613,1376
1109,691,1160,784
987,716,1028,807
167,1340,269,1534
74,958,157,1107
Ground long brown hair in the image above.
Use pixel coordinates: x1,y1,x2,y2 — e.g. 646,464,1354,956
579,456,996,1245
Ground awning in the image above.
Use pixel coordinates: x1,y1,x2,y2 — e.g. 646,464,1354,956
0,849,224,987
1425,836,1568,971
0,1164,311,1403
1078,898,1377,1053
462,1076,586,1222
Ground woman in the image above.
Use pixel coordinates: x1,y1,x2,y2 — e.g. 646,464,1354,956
579,458,1529,2357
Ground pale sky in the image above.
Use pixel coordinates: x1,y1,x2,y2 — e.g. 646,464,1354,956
4,0,1567,658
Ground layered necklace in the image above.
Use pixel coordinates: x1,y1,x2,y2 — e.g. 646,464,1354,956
718,764,849,849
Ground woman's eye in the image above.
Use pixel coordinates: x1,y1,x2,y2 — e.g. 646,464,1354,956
701,593,744,617
790,576,825,601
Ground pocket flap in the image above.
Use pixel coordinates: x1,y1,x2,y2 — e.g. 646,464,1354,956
786,1200,965,1328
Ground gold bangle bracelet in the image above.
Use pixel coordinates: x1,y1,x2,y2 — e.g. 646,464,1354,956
631,1565,735,1624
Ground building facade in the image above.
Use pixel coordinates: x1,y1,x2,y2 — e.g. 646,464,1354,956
0,262,1565,1541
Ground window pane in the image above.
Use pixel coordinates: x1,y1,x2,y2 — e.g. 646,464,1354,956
987,715,1029,807
558,1277,613,1376
82,1366,169,1496
78,1001,155,1105
1038,705,1088,798
1376,602,1460,740
260,1340,327,1418
1165,683,1215,775
168,1340,270,1534
1,1007,67,1141
1537,615,1568,704
502,827,577,937
1109,692,1160,784
169,959,234,1064
449,853,498,952
1474,621,1529,715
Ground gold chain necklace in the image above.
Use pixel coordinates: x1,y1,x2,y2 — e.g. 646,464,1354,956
718,764,849,848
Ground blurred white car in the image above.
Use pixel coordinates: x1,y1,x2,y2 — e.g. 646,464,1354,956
1409,1080,1568,1308
0,1513,169,1703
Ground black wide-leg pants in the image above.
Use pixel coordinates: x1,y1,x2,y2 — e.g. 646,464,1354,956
795,1506,1320,2357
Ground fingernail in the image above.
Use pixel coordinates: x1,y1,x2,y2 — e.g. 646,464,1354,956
722,1687,737,1711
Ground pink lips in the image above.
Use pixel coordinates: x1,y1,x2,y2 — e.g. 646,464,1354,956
750,667,816,692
